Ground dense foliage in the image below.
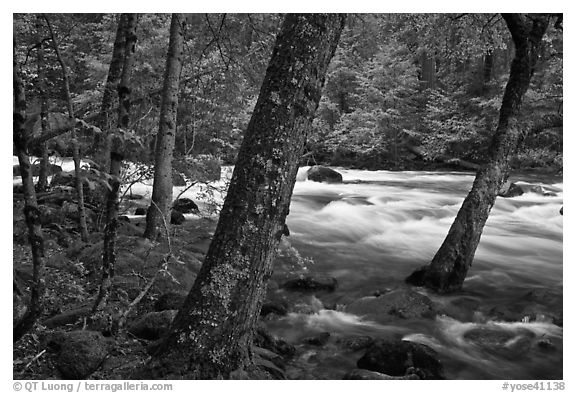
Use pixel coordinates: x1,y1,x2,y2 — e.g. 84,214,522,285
14,13,562,173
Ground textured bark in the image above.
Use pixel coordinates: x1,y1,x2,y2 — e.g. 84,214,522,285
35,15,50,192
95,14,128,170
95,13,138,312
92,156,121,312
145,14,186,240
148,13,346,379
405,14,550,293
13,42,46,342
43,14,89,242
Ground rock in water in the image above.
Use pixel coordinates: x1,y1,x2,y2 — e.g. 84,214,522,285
134,207,147,215
282,275,337,292
170,210,185,225
172,198,199,214
357,339,444,379
128,310,178,340
498,181,524,198
307,166,343,183
49,330,110,379
345,287,436,322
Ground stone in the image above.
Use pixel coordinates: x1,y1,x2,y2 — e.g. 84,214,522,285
337,335,375,351
307,166,343,183
302,332,331,346
154,291,187,312
343,369,420,380
530,185,556,197
345,287,435,323
134,207,147,216
172,198,199,214
49,330,110,379
128,310,178,340
260,301,288,317
282,275,337,292
357,339,444,380
118,215,130,223
254,327,295,358
170,210,185,225
498,181,524,198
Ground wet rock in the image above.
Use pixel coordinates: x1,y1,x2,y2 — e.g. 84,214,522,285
154,292,187,312
302,332,331,346
307,166,343,183
343,369,420,380
463,327,535,359
118,215,130,223
49,330,110,379
346,287,435,322
134,207,147,216
530,185,556,197
357,339,444,380
560,206,563,215
282,276,337,292
260,301,288,317
254,326,295,358
170,210,185,225
128,310,178,340
126,194,144,200
337,335,375,351
537,338,555,352
172,198,199,214
498,181,524,198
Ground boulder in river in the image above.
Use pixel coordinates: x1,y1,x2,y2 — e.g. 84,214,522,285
134,207,147,216
307,166,343,183
498,181,524,198
343,369,420,380
345,287,436,322
172,198,199,214
282,275,337,292
357,339,444,380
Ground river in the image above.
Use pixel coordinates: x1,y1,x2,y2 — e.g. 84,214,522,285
265,167,563,379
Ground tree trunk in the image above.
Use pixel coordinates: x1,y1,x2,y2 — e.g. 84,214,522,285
35,15,50,192
13,42,47,342
94,13,138,312
43,14,90,242
147,13,345,379
94,13,128,171
420,50,436,89
405,14,550,293
144,14,186,241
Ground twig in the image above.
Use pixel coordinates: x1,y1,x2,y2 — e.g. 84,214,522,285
23,349,46,370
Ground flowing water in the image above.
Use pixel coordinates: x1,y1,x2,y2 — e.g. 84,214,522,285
16,158,562,379
266,167,563,380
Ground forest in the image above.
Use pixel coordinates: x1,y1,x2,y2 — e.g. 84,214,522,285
13,13,563,381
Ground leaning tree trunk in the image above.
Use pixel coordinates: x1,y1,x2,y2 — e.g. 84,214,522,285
13,42,46,342
144,14,186,241
148,13,346,379
94,13,128,170
43,14,90,242
93,13,138,312
405,13,550,293
35,15,50,192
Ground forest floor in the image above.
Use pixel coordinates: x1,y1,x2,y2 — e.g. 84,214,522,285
13,190,220,379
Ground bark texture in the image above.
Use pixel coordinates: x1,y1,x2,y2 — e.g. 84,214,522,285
405,14,550,293
149,14,346,379
35,15,50,192
94,13,138,312
145,14,186,240
13,42,46,342
95,14,128,169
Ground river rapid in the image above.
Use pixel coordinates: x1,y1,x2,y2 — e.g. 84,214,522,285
266,167,563,380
